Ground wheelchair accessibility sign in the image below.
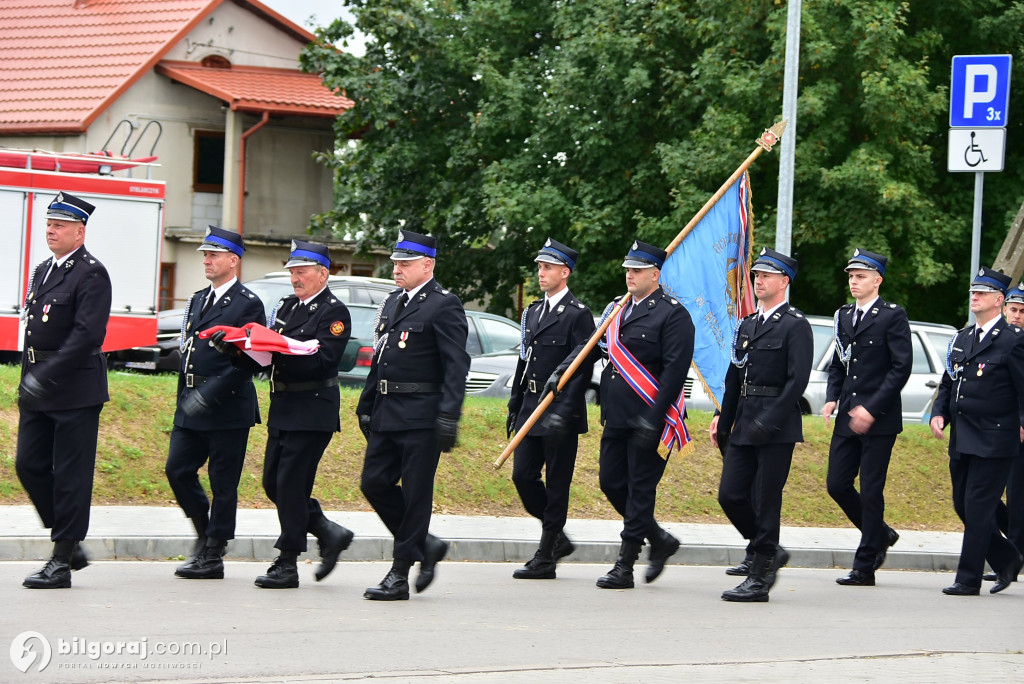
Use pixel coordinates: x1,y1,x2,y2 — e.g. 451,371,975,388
947,128,1005,172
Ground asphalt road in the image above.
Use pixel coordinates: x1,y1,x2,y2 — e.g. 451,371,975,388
2,561,1022,683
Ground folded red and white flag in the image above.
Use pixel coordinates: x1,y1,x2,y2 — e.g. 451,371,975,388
198,322,319,366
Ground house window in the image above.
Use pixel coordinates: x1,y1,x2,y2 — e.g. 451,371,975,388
351,263,375,277
193,130,225,193
159,263,175,310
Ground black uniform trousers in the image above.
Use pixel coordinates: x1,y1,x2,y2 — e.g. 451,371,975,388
718,442,794,556
1005,457,1024,555
16,404,103,541
949,453,1019,587
512,433,579,534
262,428,333,552
361,428,441,561
165,426,251,540
826,433,898,573
599,427,667,544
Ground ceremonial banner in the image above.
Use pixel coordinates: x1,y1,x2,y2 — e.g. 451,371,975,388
660,171,755,408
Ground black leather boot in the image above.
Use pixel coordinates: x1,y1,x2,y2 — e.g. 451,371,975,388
513,530,557,580
764,545,790,590
309,517,354,582
70,543,90,571
175,514,209,576
553,531,576,561
415,534,450,593
365,560,411,601
24,540,75,589
176,539,226,579
645,526,681,583
597,540,641,589
726,551,754,576
254,552,299,589
721,553,772,602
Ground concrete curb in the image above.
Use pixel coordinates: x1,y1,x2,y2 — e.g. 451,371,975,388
0,536,961,573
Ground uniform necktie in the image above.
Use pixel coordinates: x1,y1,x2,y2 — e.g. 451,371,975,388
394,292,409,318
538,300,549,323
200,291,215,317
623,300,635,320
976,326,984,345
853,309,862,329
41,261,55,285
754,313,764,333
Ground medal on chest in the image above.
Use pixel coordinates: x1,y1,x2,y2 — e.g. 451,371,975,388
42,304,51,323
977,363,985,377
398,331,409,349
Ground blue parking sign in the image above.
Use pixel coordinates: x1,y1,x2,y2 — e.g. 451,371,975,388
950,55,1012,128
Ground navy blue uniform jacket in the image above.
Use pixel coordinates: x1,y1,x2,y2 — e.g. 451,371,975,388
267,287,351,432
561,287,693,431
174,280,265,431
825,298,913,436
358,280,470,431
20,247,111,411
718,304,813,445
509,290,595,436
934,318,1024,459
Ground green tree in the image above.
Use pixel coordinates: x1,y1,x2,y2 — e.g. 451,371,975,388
303,0,1024,324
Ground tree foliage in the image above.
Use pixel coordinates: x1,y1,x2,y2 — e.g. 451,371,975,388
302,0,1024,325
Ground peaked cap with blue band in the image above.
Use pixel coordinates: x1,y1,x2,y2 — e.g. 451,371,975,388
621,240,666,270
390,230,437,260
46,191,95,224
844,247,886,275
196,225,245,257
535,237,578,271
284,240,331,269
969,267,1010,294
751,247,798,281
1006,282,1024,304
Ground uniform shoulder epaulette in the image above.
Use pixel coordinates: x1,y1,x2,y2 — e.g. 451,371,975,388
576,300,586,309
661,293,680,305
1008,325,1024,336
528,299,542,309
432,283,451,296
839,303,854,311
888,302,898,309
239,287,257,299
280,293,298,303
786,307,805,318
389,286,403,294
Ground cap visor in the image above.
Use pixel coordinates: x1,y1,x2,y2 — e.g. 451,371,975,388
390,251,425,261
844,261,878,272
621,258,655,269
197,243,231,253
535,254,565,265
284,258,321,269
45,210,84,222
969,284,1002,293
751,263,784,274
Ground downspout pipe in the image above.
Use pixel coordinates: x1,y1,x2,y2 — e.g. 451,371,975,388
238,110,270,279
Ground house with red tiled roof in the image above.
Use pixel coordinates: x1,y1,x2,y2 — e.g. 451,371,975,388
0,0,388,307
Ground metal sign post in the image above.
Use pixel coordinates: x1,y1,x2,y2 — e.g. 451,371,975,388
949,54,1012,324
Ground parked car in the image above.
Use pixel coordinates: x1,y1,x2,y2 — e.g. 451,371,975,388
683,315,956,423
468,315,956,424
466,350,606,404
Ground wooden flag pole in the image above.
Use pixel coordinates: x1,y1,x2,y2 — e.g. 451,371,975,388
493,119,788,469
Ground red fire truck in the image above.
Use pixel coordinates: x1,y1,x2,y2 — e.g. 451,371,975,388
0,153,165,368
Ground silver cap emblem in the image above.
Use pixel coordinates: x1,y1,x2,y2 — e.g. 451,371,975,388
632,241,639,250
398,230,406,242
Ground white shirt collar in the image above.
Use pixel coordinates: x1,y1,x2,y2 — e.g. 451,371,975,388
977,315,999,338
52,245,83,269
403,280,430,301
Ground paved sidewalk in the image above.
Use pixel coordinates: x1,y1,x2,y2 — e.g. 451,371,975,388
0,505,964,572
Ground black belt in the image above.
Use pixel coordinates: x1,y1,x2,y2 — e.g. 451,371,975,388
27,347,102,363
378,380,443,394
527,379,541,394
270,376,340,393
185,373,212,388
740,383,781,397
